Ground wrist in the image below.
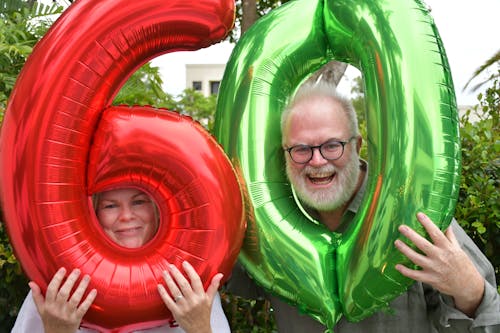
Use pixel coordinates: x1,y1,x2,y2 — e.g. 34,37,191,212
453,275,485,317
186,328,212,333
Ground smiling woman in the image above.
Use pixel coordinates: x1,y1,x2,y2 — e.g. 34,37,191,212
93,188,159,249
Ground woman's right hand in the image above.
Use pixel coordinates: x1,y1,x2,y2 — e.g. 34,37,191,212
30,267,97,333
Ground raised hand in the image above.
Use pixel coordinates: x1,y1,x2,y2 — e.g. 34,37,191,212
157,261,223,333
395,212,484,317
30,267,97,333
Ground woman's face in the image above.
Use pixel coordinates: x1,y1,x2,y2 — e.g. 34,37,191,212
95,188,158,248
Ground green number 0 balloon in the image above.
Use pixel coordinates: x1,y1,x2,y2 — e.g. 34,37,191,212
215,0,460,328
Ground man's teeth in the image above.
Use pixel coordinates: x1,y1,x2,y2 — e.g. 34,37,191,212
309,174,334,184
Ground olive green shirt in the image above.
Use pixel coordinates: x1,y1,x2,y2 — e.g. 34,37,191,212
228,163,500,332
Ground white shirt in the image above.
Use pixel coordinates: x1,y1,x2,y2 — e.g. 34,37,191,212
12,291,230,333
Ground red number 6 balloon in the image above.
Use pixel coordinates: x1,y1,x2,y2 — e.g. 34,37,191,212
0,0,244,332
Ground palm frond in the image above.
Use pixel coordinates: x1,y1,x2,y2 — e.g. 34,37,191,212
0,0,66,20
463,49,500,92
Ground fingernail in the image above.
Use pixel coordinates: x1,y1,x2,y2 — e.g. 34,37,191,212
398,225,408,233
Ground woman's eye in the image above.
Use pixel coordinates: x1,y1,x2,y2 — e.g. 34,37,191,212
132,199,148,206
101,203,117,209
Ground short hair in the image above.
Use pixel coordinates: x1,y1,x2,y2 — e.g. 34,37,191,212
281,79,359,143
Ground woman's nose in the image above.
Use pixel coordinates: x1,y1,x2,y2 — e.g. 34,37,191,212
118,205,133,221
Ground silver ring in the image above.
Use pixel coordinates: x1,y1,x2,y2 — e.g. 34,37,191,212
174,295,184,302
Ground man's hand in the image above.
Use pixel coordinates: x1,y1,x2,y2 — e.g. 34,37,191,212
30,267,97,333
395,212,485,317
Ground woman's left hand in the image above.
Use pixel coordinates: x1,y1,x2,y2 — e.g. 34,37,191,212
157,261,223,333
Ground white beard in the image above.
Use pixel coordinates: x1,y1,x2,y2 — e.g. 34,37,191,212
286,150,360,212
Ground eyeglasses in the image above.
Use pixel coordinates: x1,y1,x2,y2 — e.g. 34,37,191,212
284,137,356,164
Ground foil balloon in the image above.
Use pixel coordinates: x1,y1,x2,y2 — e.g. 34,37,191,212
214,0,460,329
0,0,245,332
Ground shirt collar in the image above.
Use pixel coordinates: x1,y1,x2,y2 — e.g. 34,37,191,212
346,159,368,214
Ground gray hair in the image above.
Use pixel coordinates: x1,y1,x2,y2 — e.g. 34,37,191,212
281,80,359,144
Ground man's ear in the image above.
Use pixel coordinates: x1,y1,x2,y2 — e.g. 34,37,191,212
356,135,363,154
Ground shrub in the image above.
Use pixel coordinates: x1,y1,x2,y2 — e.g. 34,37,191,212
0,221,29,331
455,75,500,289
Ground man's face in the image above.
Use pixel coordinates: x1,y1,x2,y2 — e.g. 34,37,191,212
283,95,360,211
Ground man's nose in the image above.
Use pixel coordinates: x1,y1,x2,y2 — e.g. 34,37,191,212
308,147,328,166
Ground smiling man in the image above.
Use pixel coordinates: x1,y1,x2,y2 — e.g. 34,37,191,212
228,80,500,332
281,83,363,232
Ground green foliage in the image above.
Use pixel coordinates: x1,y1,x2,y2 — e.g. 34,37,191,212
0,0,64,117
174,89,218,131
350,75,368,159
113,62,178,109
229,0,290,42
455,73,500,288
0,221,29,332
114,72,218,132
221,292,277,332
464,49,500,92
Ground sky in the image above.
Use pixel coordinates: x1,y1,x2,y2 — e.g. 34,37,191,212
151,0,500,107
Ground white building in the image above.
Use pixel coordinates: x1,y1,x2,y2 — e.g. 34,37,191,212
185,64,226,97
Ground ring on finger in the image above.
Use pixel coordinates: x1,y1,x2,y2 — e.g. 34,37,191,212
174,295,184,302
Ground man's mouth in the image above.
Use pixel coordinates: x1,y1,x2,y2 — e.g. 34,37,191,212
308,172,335,185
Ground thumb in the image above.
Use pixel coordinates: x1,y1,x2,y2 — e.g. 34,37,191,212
29,281,45,313
206,273,223,301
445,224,459,245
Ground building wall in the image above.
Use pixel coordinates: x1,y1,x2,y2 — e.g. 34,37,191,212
185,64,226,97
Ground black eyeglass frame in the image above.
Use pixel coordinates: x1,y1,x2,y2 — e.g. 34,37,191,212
284,136,356,164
